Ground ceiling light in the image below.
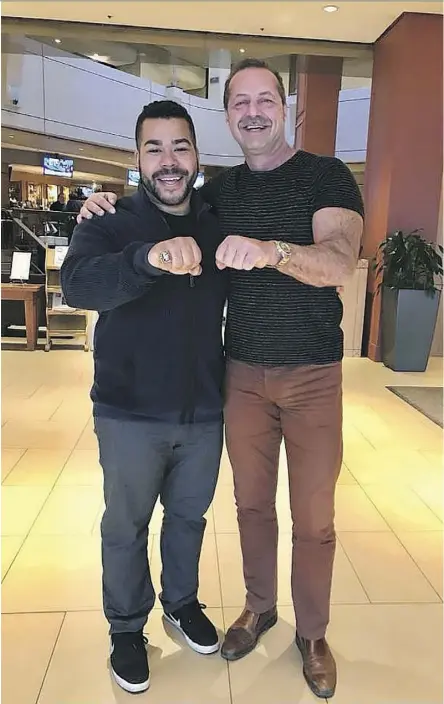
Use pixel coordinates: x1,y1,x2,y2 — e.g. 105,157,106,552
54,38,62,44
240,48,246,54
9,135,14,139
92,53,100,61
323,5,339,12
79,147,84,151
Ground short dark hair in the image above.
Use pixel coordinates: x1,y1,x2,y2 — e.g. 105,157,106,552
135,100,197,149
223,58,287,110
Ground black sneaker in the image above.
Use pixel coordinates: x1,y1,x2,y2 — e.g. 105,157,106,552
110,631,149,694
164,601,219,654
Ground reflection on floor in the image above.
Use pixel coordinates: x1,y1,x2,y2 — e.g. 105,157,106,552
1,351,443,704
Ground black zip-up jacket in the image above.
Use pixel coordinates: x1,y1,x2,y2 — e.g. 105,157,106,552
61,187,227,424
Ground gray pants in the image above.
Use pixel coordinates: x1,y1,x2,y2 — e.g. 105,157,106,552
94,416,223,634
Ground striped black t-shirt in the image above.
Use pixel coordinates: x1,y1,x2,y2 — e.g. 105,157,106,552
201,150,364,366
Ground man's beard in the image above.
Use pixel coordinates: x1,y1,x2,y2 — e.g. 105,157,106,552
140,167,197,207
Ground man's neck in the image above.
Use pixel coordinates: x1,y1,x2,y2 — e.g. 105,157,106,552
245,143,296,172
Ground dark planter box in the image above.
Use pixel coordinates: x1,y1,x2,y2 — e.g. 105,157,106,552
381,287,441,372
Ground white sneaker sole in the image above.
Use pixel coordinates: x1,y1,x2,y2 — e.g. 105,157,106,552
163,613,220,655
111,667,150,693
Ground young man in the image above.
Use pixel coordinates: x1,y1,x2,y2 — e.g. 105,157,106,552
78,59,364,699
61,101,226,694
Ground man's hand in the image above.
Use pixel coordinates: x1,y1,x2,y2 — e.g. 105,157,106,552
77,192,117,223
215,236,279,271
148,237,202,276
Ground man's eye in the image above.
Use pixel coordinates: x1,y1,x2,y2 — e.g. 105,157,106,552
147,149,161,154
175,147,189,153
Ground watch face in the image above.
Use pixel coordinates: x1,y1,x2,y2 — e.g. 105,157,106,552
278,242,291,256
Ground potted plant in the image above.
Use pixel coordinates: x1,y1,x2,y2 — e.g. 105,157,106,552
374,229,443,372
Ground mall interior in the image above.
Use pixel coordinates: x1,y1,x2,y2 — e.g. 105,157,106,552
0,2,443,703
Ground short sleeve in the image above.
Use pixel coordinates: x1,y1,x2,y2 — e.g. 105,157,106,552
313,158,364,218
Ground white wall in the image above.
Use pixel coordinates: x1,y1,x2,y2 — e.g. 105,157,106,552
2,40,371,167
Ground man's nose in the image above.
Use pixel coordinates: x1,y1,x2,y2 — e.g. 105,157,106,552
245,101,261,118
161,150,179,167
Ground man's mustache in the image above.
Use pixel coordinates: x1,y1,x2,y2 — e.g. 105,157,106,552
238,117,272,129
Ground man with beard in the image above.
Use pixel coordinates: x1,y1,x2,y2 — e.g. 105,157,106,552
77,59,364,699
61,100,226,694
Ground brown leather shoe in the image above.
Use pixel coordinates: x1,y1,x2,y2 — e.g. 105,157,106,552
296,632,337,699
220,607,278,661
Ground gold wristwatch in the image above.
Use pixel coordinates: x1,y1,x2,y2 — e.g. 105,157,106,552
273,240,291,267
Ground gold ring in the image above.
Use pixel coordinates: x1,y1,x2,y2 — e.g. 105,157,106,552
159,250,171,264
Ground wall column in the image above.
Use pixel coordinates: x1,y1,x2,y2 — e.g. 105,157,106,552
362,12,443,360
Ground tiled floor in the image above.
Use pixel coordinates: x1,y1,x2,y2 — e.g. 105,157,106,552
1,350,443,703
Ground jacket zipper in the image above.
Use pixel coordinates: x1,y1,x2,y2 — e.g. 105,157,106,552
154,197,208,425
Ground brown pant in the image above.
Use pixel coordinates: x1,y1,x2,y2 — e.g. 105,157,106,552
225,359,343,640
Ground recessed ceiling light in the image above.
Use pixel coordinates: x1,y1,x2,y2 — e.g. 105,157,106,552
79,147,84,151
323,5,339,12
92,53,100,61
240,48,246,53
54,38,62,44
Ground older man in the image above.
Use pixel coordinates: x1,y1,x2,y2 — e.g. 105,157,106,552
78,58,363,699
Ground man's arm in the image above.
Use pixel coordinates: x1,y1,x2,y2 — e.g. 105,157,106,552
61,218,165,312
275,207,363,287
61,216,203,312
215,157,364,287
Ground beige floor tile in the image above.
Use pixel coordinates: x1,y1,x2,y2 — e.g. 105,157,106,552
397,532,443,598
3,449,71,487
328,603,443,703
1,447,26,481
2,535,103,612
334,485,389,532
339,532,441,603
1,536,24,580
75,419,99,450
420,449,444,470
363,484,442,533
56,448,102,486
31,486,103,536
224,606,317,704
2,419,85,450
336,465,357,485
411,478,444,522
49,398,92,424
218,448,234,486
1,395,63,423
345,447,439,485
37,609,230,704
2,612,65,704
151,531,222,608
1,485,51,536
216,533,245,608
213,483,238,533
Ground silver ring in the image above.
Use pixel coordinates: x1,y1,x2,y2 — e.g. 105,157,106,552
159,250,171,264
